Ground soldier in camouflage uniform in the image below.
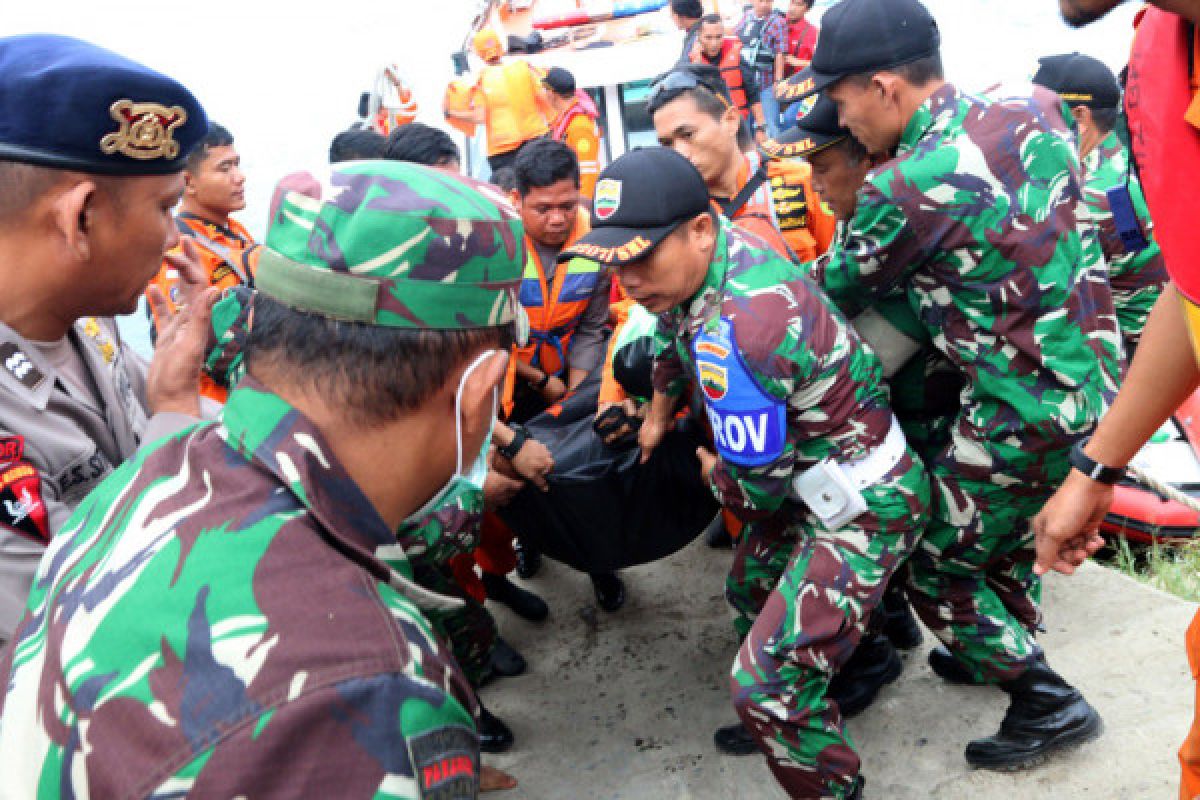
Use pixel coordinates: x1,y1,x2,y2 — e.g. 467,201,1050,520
1032,52,1169,359
0,159,527,797
784,0,1121,770
566,147,929,799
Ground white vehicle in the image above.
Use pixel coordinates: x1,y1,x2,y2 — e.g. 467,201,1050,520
451,0,731,178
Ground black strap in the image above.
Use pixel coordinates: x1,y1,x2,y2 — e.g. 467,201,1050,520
716,164,769,219
498,425,529,461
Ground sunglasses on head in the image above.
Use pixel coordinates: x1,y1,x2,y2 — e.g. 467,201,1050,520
647,70,732,111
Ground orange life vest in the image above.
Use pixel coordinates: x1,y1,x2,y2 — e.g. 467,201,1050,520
718,152,834,262
476,61,552,157
692,38,752,121
148,213,259,403
552,96,602,200
515,210,602,377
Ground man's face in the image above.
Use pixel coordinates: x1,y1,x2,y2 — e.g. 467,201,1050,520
753,0,774,17
654,94,740,189
787,0,810,22
616,216,713,314
826,77,906,156
87,173,185,315
807,144,872,222
517,178,580,249
698,21,724,58
185,144,246,217
1058,0,1125,27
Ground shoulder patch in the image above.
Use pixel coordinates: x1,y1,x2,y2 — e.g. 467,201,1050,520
0,343,45,391
0,461,48,543
408,724,479,799
692,317,787,468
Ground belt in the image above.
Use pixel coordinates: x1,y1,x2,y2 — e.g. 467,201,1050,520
839,415,907,490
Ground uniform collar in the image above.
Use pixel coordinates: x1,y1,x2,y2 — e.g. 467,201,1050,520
1084,130,1123,177
898,82,959,157
219,378,403,574
683,222,732,325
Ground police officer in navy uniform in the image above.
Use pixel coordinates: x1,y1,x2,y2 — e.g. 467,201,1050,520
0,34,216,645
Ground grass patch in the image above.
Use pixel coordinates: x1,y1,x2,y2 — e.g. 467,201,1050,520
1100,537,1200,603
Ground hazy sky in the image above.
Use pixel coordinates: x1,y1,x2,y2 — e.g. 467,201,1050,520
5,0,1140,238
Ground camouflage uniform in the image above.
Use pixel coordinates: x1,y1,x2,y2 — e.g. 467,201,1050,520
1079,130,1169,355
0,161,528,798
395,485,498,688
813,84,1123,682
654,220,929,798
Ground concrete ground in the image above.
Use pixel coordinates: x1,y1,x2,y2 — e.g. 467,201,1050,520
483,539,1197,799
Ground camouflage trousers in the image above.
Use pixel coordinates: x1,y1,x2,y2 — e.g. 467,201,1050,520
416,561,499,688
727,450,929,799
903,467,1057,683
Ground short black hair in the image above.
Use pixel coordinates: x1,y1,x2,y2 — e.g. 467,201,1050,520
186,123,234,172
514,139,580,195
1089,106,1119,134
845,52,944,89
832,135,869,164
329,127,386,163
384,123,461,169
671,0,703,20
245,294,514,426
700,13,722,26
490,166,518,193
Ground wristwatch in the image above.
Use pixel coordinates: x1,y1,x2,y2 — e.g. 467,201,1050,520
1068,438,1125,485
498,425,529,461
530,371,551,390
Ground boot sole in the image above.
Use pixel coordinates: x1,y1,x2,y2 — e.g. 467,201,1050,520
966,711,1104,771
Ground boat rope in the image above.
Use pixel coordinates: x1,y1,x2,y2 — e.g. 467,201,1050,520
1125,463,1200,515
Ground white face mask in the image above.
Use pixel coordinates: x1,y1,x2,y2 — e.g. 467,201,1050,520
401,349,499,525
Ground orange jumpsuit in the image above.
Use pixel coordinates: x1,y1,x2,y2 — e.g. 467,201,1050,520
474,60,553,159
147,213,258,403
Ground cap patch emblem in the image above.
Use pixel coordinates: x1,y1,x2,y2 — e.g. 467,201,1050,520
100,100,188,161
594,179,622,220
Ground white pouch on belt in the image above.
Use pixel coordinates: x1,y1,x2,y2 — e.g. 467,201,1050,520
791,459,869,530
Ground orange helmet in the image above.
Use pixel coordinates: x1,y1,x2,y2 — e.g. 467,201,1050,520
472,28,504,62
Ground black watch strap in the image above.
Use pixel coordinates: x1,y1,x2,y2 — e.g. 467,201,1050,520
530,372,550,390
1068,439,1125,485
498,426,529,461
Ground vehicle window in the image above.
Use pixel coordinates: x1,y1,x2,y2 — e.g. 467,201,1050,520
619,79,658,152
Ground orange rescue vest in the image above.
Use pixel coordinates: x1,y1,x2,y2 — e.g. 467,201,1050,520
692,38,752,121
476,61,552,157
515,210,602,377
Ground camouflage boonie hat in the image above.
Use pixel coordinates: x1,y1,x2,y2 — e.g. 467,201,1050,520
257,161,525,330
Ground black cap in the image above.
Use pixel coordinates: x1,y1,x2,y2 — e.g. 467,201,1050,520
0,34,208,176
762,96,850,159
561,148,710,267
778,0,940,102
1032,53,1120,110
544,67,576,96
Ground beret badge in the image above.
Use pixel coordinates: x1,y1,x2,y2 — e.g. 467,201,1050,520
99,99,188,161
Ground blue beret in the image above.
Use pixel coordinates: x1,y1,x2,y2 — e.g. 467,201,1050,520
0,34,209,176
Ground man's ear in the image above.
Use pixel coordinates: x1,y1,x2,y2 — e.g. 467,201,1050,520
690,210,717,252
48,178,98,265
183,169,198,197
873,72,901,106
509,188,522,212
458,348,508,430
1070,104,1091,128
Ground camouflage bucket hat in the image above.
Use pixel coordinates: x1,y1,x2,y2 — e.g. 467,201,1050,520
257,160,525,330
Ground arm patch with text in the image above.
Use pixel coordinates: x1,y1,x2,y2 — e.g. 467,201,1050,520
0,436,49,543
407,724,479,799
691,318,787,468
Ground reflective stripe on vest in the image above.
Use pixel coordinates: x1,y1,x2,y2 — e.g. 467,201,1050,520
175,217,254,287
517,247,601,375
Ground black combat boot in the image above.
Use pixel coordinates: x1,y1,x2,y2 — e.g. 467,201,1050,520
489,636,527,678
846,776,865,799
927,645,984,685
513,539,542,579
713,722,758,756
827,633,903,718
478,705,515,754
703,513,734,549
964,658,1103,770
481,573,549,622
881,584,923,651
590,571,626,612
